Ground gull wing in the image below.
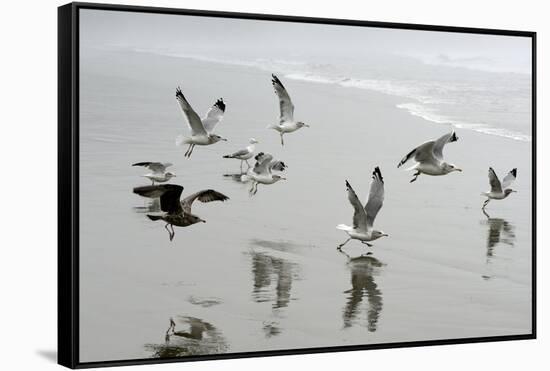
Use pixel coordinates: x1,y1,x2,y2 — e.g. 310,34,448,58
272,74,295,123
181,189,229,214
132,162,172,174
488,167,503,194
270,160,287,172
432,131,458,161
346,180,368,231
365,167,385,230
202,98,226,133
152,184,184,214
175,87,207,136
501,168,517,190
252,152,274,175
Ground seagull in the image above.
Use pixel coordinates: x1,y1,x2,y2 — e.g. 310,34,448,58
397,130,462,182
132,162,175,185
482,167,517,210
175,87,227,158
337,167,388,251
241,152,286,195
222,138,259,172
268,74,309,146
133,184,229,241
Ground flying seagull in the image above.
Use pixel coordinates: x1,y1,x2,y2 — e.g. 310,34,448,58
337,167,388,250
132,162,175,185
241,152,286,195
397,130,462,182
268,74,309,146
175,87,227,158
222,138,259,172
133,184,229,241
482,167,517,210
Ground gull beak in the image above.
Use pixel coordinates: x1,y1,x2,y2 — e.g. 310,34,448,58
201,219,207,223
281,177,287,180
383,233,389,237
221,138,228,141
304,124,310,128
455,168,463,172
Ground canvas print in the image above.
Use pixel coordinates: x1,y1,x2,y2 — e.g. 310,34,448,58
78,8,533,363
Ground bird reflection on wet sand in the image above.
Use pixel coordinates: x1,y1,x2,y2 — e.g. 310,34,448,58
223,171,248,183
339,250,384,332
482,209,515,262
145,316,228,358
249,239,301,337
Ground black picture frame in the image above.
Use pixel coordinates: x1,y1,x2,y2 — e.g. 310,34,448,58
58,2,537,368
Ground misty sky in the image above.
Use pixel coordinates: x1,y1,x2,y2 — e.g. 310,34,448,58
80,9,532,74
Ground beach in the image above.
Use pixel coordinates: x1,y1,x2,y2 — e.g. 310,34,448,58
78,50,532,362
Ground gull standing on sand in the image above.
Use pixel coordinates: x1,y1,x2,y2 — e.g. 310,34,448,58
397,130,462,182
269,74,309,146
134,184,229,241
175,87,227,158
482,167,517,210
241,152,287,195
222,138,259,172
132,162,175,185
337,167,388,250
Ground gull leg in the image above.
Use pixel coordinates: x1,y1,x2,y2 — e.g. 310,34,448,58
169,225,175,242
337,237,352,250
164,224,171,240
184,144,192,157
245,159,251,168
187,144,195,158
361,241,373,247
252,182,259,195
482,199,490,210
410,171,420,183
240,160,244,173
280,133,285,146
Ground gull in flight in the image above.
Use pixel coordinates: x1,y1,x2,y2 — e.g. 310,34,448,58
134,184,229,241
397,130,462,182
222,138,259,172
337,167,388,251
175,87,227,158
132,162,175,185
482,167,517,210
268,74,309,146
241,152,287,195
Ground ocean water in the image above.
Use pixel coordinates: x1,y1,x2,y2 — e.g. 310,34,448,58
135,47,532,142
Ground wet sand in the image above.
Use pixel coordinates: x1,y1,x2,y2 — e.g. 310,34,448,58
78,51,532,362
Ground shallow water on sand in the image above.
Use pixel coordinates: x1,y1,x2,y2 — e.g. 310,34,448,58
78,52,532,362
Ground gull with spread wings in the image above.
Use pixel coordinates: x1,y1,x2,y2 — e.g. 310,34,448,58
337,167,388,251
132,162,175,185
482,167,517,210
133,184,229,241
175,87,227,158
241,152,287,195
397,130,462,183
268,74,309,146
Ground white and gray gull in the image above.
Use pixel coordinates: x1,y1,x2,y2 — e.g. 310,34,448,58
175,87,227,158
337,167,388,251
268,74,309,146
132,162,175,185
222,138,259,171
241,152,287,195
397,130,462,183
482,167,517,210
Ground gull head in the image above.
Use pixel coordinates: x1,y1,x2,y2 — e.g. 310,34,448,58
297,121,310,128
443,163,462,174
249,138,259,144
165,172,176,179
505,189,517,197
371,230,389,240
211,134,227,143
189,214,206,225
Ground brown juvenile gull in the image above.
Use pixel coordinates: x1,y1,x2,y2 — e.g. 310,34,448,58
134,184,229,241
397,130,462,182
175,87,227,158
268,74,309,146
337,167,388,251
482,167,517,210
132,162,175,185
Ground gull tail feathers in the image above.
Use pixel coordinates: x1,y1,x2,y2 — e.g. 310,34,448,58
337,224,353,231
146,214,163,221
175,135,189,146
266,123,279,130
